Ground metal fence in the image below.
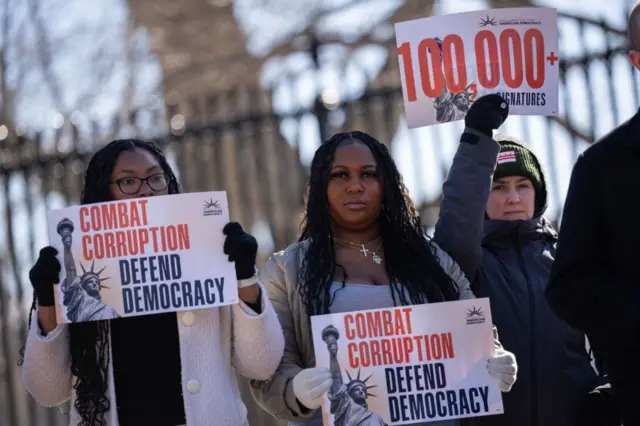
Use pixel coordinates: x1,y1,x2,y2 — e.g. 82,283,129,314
0,9,636,426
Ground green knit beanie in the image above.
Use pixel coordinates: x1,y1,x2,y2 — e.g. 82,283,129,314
493,134,548,218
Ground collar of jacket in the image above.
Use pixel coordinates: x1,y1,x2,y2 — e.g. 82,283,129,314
482,216,557,248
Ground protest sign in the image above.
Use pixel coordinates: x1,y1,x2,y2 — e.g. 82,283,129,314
46,191,238,324
395,7,559,128
311,298,502,425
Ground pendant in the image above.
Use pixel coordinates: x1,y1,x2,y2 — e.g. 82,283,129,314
372,253,382,264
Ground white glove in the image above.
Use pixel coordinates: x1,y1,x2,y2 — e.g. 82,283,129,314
292,367,333,410
487,348,517,392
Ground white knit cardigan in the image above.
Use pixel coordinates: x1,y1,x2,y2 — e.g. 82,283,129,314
22,281,285,426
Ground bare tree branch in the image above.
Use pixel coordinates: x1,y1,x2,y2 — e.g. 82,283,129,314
27,0,67,114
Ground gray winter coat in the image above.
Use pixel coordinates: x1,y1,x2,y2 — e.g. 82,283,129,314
433,129,598,426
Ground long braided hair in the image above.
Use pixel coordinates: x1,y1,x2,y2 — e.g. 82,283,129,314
298,131,459,316
19,139,180,425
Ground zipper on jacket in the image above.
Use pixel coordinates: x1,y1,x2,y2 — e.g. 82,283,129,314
514,226,538,426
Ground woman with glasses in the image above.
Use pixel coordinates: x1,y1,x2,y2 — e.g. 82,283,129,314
19,139,285,426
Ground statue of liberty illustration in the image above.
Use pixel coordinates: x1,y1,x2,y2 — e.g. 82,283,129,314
56,218,120,322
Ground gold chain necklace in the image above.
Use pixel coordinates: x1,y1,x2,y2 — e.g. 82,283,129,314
333,236,384,265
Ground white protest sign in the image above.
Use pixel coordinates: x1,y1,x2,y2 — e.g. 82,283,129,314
395,7,559,128
46,191,238,324
311,298,502,425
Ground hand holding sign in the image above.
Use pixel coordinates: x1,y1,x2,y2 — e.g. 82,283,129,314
223,222,258,281
487,348,518,392
29,247,61,307
464,94,510,137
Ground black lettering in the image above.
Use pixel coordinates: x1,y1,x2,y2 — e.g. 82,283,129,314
193,280,206,306
385,368,397,394
131,258,140,284
459,388,470,415
133,285,143,312
478,386,489,413
215,277,225,303
143,285,159,311
149,256,158,281
139,257,148,283
159,283,171,309
171,282,182,308
158,256,170,280
436,391,447,417
408,393,425,421
446,390,458,416
170,254,182,279
425,392,436,418
398,365,406,393
123,288,133,313
414,365,424,391
388,397,400,422
204,279,216,304
119,260,131,285
399,394,409,422
435,363,447,388
182,281,194,306
469,387,481,413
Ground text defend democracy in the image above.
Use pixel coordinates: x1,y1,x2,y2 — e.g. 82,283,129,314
119,254,226,314
343,307,455,368
388,386,490,422
77,200,191,261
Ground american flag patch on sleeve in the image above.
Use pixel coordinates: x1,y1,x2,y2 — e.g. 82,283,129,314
498,151,516,164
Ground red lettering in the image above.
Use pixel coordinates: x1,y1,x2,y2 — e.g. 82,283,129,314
358,342,371,367
130,202,141,227
93,234,105,259
394,309,406,335
369,340,382,366
79,207,91,233
138,199,149,225
344,315,355,340
116,231,127,257
348,342,359,368
166,226,178,251
442,332,455,358
82,235,93,260
383,311,393,335
90,206,101,231
381,339,392,365
104,233,116,258
402,307,413,334
117,203,128,228
177,224,190,250
100,204,117,230
139,229,149,254
355,313,366,339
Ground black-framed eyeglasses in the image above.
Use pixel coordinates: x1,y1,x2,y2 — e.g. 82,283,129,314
110,173,169,194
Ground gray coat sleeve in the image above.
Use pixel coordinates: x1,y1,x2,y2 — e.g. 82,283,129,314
433,128,501,282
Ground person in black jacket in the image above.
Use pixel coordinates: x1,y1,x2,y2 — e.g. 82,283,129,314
434,94,598,426
546,4,640,424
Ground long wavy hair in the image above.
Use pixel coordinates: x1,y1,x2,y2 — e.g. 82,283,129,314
19,139,180,425
298,131,460,316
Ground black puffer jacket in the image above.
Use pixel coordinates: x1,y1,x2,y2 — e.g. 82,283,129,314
433,128,598,426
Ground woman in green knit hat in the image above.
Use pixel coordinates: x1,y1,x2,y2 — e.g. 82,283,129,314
433,94,600,426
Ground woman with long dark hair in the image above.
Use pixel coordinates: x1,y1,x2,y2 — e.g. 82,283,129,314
19,139,284,426
250,131,517,425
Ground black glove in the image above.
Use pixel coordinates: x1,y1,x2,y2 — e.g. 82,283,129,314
223,222,258,280
464,93,509,138
28,246,61,307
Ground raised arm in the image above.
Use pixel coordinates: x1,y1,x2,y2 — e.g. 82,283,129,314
433,94,509,281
